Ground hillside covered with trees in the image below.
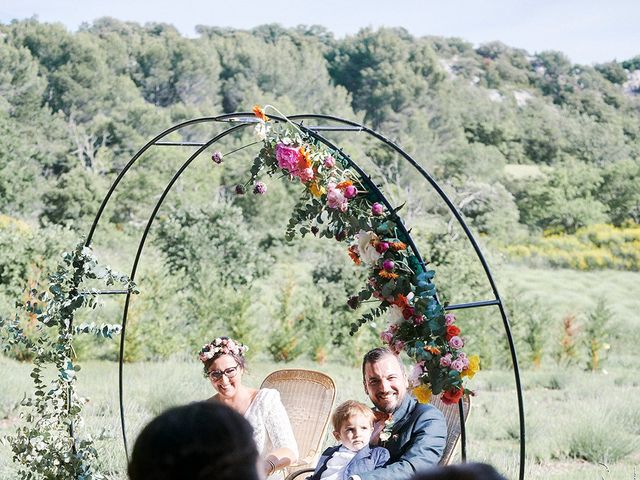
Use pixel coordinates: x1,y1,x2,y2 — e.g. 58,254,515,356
1,17,639,365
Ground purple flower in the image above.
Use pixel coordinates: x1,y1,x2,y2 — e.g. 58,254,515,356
449,336,464,350
343,185,358,199
235,184,246,195
371,202,384,216
451,358,466,372
335,230,347,241
211,151,224,164
275,143,301,173
375,242,389,254
323,155,336,168
382,259,395,271
444,313,456,326
253,182,267,195
440,353,453,367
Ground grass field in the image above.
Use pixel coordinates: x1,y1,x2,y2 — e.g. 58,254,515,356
1,266,639,479
1,354,639,480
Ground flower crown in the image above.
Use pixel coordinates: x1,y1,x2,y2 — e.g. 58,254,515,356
198,337,248,362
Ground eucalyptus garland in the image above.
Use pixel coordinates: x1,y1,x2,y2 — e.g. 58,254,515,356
1,243,136,479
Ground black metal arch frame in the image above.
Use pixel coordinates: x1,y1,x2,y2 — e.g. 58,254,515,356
83,112,526,479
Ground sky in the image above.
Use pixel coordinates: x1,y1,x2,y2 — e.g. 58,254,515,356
1,0,639,65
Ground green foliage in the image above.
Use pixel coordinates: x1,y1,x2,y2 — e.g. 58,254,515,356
154,201,272,287
583,298,612,371
0,243,135,479
503,223,640,271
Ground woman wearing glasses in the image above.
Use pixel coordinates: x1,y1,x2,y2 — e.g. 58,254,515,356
199,336,298,479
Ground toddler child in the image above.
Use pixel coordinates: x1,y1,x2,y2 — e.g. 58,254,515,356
309,400,390,480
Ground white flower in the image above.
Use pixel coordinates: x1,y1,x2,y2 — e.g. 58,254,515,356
356,230,382,264
387,305,404,324
254,122,269,140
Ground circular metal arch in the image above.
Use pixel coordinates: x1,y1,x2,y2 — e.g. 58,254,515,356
84,112,525,479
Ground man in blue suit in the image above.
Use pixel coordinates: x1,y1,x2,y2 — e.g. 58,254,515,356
350,347,447,480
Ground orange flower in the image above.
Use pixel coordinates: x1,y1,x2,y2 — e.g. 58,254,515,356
298,146,312,170
348,245,361,265
252,105,268,122
378,270,399,280
336,180,353,190
393,294,410,309
390,242,407,251
424,345,441,355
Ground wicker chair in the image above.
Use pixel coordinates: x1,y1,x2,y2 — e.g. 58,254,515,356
260,369,336,480
430,394,472,466
283,394,471,480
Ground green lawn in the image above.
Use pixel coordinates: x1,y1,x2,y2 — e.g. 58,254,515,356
2,354,639,480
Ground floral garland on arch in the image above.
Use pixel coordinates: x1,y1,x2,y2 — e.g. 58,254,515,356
218,105,479,404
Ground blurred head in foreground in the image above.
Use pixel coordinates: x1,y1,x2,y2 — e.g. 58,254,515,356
412,462,507,480
128,401,261,480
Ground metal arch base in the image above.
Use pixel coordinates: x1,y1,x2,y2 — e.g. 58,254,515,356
83,112,526,480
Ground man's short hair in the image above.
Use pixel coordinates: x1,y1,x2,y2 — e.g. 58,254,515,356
362,347,404,378
332,400,376,431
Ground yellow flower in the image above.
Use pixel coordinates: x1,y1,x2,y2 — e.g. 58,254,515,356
461,354,480,379
309,181,325,198
412,384,432,404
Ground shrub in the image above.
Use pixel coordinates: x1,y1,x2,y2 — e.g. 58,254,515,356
566,418,637,463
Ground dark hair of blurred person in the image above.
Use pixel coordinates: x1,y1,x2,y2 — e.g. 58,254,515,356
128,401,262,480
411,462,507,480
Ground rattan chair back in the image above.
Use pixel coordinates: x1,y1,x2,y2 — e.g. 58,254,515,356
429,394,472,465
260,369,336,476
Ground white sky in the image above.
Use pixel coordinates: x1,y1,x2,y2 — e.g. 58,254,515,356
1,0,639,65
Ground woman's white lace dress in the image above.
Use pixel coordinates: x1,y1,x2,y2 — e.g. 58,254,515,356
244,388,299,480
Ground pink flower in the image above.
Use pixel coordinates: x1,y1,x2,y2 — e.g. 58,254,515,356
392,340,405,354
323,155,336,168
326,183,348,212
298,167,314,182
383,259,395,271
444,313,456,326
344,185,358,199
408,361,425,387
449,336,464,350
440,353,453,367
451,358,466,372
275,143,301,173
253,182,267,195
413,315,425,326
380,329,394,344
371,203,384,216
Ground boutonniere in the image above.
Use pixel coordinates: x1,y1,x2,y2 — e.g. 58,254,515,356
379,415,395,443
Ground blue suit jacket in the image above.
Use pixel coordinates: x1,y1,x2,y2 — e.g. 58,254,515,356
358,395,447,480
309,444,390,480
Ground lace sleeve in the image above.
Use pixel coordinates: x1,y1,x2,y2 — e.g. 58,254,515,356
261,388,299,461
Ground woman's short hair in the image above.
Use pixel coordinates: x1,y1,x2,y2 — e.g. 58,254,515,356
128,401,260,480
332,400,376,431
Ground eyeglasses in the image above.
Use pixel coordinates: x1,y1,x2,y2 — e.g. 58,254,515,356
207,365,240,381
